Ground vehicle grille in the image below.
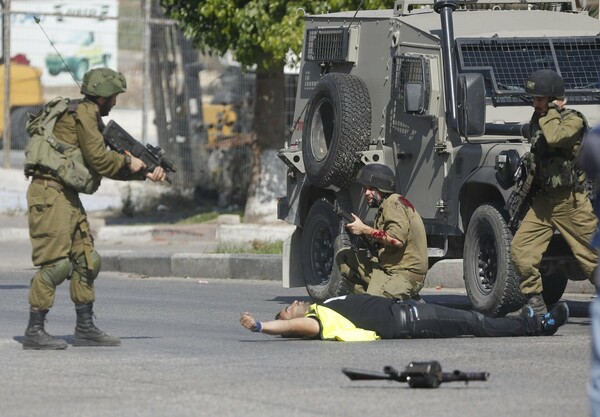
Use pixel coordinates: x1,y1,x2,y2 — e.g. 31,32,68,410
304,28,349,62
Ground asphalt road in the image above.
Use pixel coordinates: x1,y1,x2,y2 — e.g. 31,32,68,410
0,259,594,417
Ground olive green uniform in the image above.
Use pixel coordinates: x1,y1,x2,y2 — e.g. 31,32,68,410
27,99,140,310
336,194,428,299
511,108,598,295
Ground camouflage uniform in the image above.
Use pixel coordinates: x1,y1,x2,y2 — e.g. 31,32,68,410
511,108,598,298
23,67,147,350
27,99,139,310
336,193,428,299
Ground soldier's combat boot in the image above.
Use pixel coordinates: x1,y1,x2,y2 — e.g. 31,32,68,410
524,293,547,315
541,301,569,336
23,309,68,350
73,303,121,347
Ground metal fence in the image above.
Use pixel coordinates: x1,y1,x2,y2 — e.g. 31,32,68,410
1,0,297,207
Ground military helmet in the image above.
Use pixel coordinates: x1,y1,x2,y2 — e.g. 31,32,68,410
355,164,396,193
80,68,127,97
524,69,565,98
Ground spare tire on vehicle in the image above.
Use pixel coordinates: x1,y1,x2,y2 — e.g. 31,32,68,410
302,73,371,189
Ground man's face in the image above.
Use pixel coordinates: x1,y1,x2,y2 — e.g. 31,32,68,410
277,300,310,320
98,95,118,116
532,96,550,116
364,186,383,208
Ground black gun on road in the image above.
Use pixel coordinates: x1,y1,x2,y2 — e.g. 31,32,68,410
342,361,489,389
102,120,177,180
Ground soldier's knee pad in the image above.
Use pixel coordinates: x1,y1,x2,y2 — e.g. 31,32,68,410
72,251,102,284
40,257,72,287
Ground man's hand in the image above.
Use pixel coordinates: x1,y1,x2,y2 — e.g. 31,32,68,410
346,214,370,236
128,155,146,173
145,166,166,182
551,97,567,111
240,312,258,331
128,155,167,182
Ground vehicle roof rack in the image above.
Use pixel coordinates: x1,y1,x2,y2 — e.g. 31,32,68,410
393,0,577,16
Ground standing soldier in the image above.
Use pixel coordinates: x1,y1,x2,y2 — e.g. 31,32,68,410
22,68,166,350
335,164,428,300
510,69,598,314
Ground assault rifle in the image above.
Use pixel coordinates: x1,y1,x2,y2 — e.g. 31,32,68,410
332,201,376,257
333,201,356,224
505,152,536,229
342,361,489,389
102,120,177,181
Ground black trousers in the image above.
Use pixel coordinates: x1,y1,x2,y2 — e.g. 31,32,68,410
392,300,539,339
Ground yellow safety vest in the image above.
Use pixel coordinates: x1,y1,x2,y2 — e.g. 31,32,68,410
306,304,380,342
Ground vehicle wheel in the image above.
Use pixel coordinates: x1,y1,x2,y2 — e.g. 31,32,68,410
463,204,525,317
302,73,371,189
541,271,569,306
9,106,42,150
302,199,348,301
74,60,89,81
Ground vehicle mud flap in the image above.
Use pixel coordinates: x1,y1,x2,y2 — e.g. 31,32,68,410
463,203,525,317
302,73,371,189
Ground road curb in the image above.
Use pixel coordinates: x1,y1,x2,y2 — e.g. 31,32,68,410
102,251,282,280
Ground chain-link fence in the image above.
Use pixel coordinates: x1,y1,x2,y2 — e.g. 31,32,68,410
1,0,297,208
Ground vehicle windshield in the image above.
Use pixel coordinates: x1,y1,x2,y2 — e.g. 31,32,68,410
457,36,600,105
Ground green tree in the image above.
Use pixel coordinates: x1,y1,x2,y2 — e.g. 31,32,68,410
160,0,392,221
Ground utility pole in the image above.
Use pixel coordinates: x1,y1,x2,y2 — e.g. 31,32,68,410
142,0,150,144
2,0,11,169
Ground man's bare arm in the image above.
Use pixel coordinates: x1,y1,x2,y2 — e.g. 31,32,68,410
240,313,320,338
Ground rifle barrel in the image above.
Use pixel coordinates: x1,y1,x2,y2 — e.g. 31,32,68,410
441,371,489,383
342,367,396,381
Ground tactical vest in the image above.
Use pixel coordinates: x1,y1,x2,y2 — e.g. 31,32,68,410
23,97,102,194
530,108,588,190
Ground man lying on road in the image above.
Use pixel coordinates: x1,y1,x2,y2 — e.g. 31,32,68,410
240,294,568,341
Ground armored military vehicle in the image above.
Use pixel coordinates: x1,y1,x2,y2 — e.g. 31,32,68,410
277,0,600,316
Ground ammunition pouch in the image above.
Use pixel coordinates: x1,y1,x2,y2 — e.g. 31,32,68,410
25,136,102,194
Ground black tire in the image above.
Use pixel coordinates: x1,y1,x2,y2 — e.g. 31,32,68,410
463,204,525,317
302,73,371,189
302,199,348,301
541,271,568,306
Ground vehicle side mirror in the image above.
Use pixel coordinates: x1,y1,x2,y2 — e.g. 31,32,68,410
457,73,485,137
404,81,425,113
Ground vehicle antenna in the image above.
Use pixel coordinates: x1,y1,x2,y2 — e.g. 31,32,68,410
33,16,81,88
347,0,365,28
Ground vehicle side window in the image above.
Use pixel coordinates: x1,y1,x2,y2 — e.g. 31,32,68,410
391,56,430,115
